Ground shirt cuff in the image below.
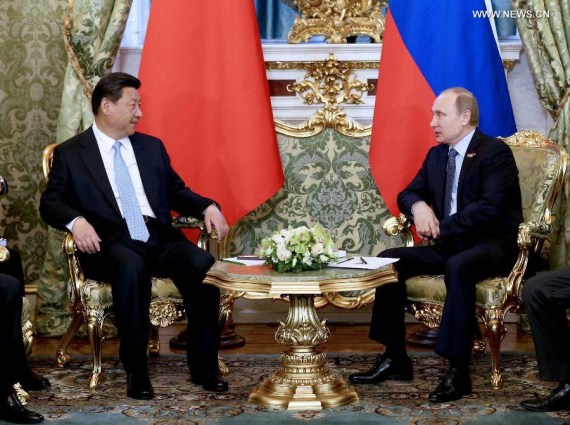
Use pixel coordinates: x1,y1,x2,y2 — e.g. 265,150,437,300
67,216,83,232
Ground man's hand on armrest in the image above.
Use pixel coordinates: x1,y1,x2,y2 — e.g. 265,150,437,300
204,204,228,241
412,201,440,241
71,217,101,254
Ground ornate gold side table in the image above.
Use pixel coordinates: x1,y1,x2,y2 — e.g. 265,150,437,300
204,261,397,410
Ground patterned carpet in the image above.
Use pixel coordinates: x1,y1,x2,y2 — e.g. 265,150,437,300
18,353,570,424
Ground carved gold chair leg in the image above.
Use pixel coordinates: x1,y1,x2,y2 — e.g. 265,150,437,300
13,383,29,406
482,309,507,389
473,323,486,355
218,356,229,377
148,325,160,357
56,311,84,367
86,313,106,389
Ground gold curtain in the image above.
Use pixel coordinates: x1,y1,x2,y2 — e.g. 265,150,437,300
513,0,570,269
35,0,132,335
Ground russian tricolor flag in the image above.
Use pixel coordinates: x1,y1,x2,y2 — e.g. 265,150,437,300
370,0,517,215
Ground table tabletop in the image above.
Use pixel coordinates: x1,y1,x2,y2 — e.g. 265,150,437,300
205,261,397,295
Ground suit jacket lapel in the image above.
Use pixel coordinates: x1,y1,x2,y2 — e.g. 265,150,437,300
78,128,122,216
457,129,483,209
131,133,159,213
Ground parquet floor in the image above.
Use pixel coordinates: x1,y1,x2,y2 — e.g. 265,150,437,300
30,322,535,358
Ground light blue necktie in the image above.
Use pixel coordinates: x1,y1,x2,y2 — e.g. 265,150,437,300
113,141,149,242
444,148,458,217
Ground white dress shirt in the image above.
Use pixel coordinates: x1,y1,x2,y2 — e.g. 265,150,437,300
67,123,156,231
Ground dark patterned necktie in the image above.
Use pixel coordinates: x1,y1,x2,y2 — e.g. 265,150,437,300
444,148,458,217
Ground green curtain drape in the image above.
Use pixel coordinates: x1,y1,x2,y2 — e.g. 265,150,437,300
513,0,570,270
35,0,132,336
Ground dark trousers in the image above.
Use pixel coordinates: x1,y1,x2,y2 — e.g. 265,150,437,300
522,268,570,381
0,274,30,395
79,219,219,377
0,248,25,296
372,241,514,366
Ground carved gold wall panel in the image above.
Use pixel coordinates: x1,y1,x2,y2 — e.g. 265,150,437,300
288,0,387,43
281,53,373,136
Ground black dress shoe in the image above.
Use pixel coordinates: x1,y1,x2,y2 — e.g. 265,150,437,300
428,367,472,403
348,353,413,384
0,389,44,424
19,372,50,392
521,382,570,412
191,374,229,392
126,373,154,400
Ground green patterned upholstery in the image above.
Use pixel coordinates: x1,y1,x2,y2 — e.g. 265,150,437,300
515,146,561,224
223,127,406,306
227,129,402,256
406,275,508,307
78,278,180,309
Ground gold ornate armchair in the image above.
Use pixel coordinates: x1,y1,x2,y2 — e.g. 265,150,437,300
219,54,405,309
383,130,568,388
42,144,228,389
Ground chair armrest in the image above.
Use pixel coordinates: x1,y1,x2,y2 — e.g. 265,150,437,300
517,221,552,248
510,220,553,306
172,216,216,254
62,233,83,307
382,213,415,247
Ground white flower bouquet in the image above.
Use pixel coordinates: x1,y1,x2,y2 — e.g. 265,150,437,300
259,224,337,273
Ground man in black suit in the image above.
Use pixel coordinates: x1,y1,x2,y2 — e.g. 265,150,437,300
520,269,570,411
40,72,229,399
349,87,522,402
0,274,46,423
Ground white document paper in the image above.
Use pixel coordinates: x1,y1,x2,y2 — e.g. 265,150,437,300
327,256,399,270
221,257,266,266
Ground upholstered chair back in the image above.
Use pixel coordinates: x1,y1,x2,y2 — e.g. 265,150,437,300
224,128,405,259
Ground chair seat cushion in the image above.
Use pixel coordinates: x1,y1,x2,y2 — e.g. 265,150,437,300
405,275,508,307
80,277,182,309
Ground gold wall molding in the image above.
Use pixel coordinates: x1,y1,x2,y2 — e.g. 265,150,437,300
266,60,379,71
266,60,515,71
288,0,387,43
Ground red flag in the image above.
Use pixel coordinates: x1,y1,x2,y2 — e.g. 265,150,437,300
137,1,283,226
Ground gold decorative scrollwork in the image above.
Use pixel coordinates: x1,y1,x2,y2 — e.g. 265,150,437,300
276,295,330,346
277,321,331,346
288,0,387,43
289,53,372,107
409,302,444,329
149,301,183,327
278,53,372,137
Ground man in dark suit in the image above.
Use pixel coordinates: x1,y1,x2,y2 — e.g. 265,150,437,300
40,72,229,399
520,269,570,411
349,87,522,402
0,274,46,423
